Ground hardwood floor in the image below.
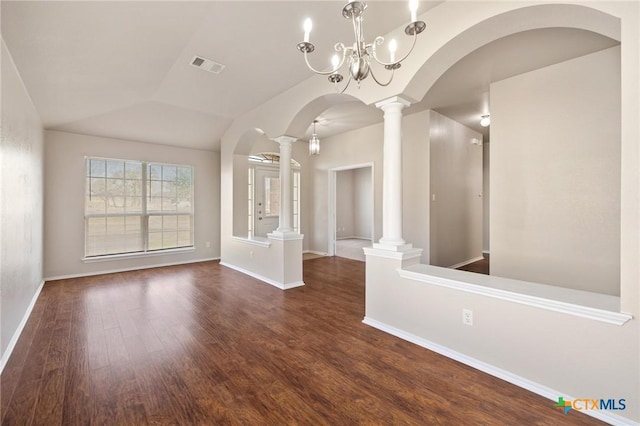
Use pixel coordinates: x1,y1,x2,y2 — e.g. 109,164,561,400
2,258,602,425
457,254,490,275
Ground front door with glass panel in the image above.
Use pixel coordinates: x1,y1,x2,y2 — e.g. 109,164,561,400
254,168,280,237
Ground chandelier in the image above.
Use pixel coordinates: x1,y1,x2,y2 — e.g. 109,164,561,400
297,0,425,92
309,120,320,156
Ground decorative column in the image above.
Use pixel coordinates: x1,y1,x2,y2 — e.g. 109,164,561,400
374,96,412,251
274,135,297,234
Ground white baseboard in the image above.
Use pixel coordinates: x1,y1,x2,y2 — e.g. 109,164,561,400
44,257,220,281
305,250,328,256
449,256,485,269
482,250,490,255
362,317,638,426
0,279,45,374
219,262,304,291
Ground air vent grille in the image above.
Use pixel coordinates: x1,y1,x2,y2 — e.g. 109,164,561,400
190,56,225,74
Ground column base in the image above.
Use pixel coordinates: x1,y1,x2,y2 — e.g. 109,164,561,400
267,231,304,241
373,242,413,252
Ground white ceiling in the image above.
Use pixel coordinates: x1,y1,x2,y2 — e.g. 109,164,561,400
2,2,619,150
2,1,433,150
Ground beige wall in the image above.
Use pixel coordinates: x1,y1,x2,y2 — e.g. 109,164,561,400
1,40,44,365
335,170,355,239
44,130,220,279
429,110,483,267
307,122,384,254
490,46,621,295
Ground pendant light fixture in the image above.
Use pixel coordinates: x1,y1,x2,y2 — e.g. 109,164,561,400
309,120,320,156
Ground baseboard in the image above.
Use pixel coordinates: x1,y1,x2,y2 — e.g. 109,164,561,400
219,262,305,291
0,279,45,374
336,236,371,241
362,316,638,426
449,256,484,269
44,257,220,281
482,250,490,255
305,250,328,256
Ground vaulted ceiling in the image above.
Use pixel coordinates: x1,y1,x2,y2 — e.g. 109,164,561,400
2,1,619,150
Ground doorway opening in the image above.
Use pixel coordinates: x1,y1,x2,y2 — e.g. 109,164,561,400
328,164,374,261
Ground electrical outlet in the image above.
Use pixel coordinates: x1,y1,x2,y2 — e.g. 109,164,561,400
462,309,473,326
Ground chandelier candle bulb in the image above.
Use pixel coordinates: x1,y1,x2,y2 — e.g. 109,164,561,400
303,18,312,43
331,54,340,70
389,39,397,62
296,1,425,91
409,0,418,22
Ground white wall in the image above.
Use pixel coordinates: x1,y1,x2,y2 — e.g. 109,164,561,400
308,122,383,254
353,167,372,239
491,46,620,295
335,167,373,240
1,40,44,366
335,170,355,239
44,130,220,279
429,110,483,268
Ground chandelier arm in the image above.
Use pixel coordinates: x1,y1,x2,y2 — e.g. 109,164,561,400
370,32,418,67
352,15,363,57
338,74,353,94
303,48,349,76
369,66,394,87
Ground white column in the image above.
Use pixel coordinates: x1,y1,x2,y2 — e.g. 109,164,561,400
375,96,412,251
274,135,296,234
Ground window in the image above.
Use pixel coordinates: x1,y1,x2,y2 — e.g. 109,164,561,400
85,157,194,258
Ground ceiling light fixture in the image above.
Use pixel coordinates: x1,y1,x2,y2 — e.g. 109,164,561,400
297,0,426,93
309,120,320,156
480,114,491,127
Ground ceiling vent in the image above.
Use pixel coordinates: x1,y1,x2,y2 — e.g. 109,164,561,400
190,56,225,74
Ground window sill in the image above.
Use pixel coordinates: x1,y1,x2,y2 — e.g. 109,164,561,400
83,247,195,263
398,264,632,325
231,236,272,248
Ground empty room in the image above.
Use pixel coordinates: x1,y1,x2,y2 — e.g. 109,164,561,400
2,1,638,425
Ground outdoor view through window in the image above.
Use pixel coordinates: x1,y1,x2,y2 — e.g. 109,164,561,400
85,157,194,257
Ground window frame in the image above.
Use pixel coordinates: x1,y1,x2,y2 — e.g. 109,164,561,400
83,156,195,259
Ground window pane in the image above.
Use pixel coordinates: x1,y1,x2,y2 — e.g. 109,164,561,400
177,215,191,230
149,215,163,232
162,165,177,181
106,160,125,178
149,181,162,197
89,177,106,196
125,179,142,197
163,232,178,249
125,196,142,213
89,159,106,178
163,215,178,231
107,197,125,214
162,181,176,198
148,197,162,212
86,217,107,257
149,164,162,180
106,178,125,196
148,232,162,251
125,162,142,179
264,176,280,216
178,231,192,247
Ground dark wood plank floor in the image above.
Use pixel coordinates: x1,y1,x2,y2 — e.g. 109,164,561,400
2,257,602,425
457,254,490,275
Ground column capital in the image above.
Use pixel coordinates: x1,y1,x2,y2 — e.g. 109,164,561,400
273,135,298,146
375,96,412,111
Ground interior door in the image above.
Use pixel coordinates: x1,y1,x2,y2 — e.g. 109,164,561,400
254,168,280,237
